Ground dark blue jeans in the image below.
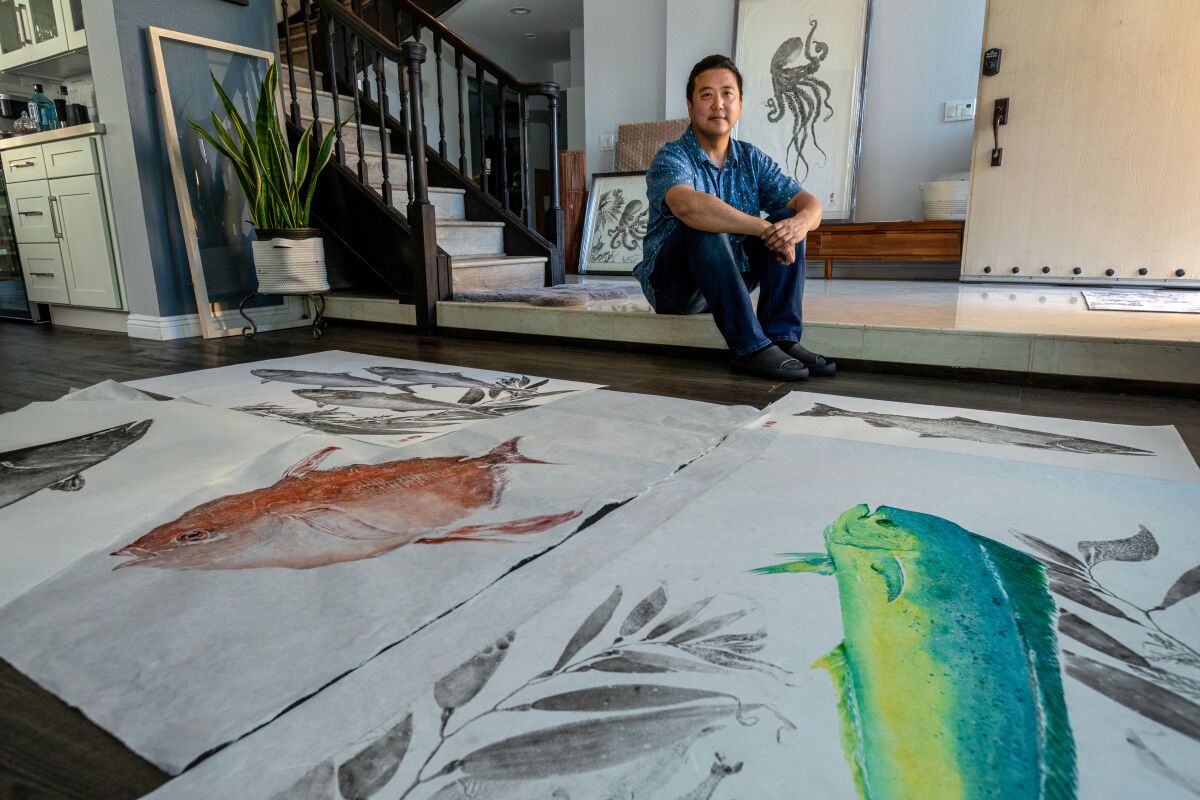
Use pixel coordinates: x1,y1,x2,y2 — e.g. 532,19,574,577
649,209,805,357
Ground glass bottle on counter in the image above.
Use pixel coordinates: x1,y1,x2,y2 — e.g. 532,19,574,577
28,84,58,131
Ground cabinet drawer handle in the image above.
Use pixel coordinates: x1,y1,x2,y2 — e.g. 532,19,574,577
18,210,43,216
30,272,56,277
10,160,36,167
48,196,62,238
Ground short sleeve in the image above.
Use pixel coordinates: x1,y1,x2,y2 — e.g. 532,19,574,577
754,147,802,213
645,144,696,216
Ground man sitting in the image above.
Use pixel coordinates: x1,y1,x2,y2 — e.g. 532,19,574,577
633,54,836,380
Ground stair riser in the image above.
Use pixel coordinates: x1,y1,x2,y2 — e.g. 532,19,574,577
350,153,408,183
285,89,355,121
375,185,465,220
452,261,545,291
438,226,504,256
306,120,384,153
280,66,321,91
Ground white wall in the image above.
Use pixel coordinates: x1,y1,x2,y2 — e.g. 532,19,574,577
582,0,985,220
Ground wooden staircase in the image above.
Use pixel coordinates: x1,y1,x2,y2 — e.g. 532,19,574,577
287,70,547,292
276,0,564,331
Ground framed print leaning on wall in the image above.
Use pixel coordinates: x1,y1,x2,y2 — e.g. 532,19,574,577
577,171,650,275
734,0,872,221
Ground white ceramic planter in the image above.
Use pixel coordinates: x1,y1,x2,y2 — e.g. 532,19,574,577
251,229,330,294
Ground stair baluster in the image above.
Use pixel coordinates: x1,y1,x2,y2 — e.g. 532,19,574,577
350,33,367,184
397,49,414,204
433,34,447,160
281,0,301,127
324,13,346,165
545,85,565,285
300,0,322,142
455,50,466,175
519,92,531,228
497,83,509,212
373,49,392,207
476,63,487,192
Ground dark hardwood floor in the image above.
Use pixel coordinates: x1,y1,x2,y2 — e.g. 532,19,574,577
0,318,1198,798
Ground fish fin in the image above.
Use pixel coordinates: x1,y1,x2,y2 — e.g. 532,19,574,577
917,432,947,439
869,557,905,602
49,474,85,492
458,388,485,405
287,507,401,540
751,553,834,575
418,510,582,544
793,402,841,418
482,437,548,466
282,446,341,479
813,643,870,799
974,534,1078,797
860,419,895,429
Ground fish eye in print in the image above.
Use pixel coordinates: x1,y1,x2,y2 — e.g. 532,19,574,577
110,437,581,571
0,420,153,510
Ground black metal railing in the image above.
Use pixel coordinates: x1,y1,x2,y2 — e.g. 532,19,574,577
277,0,565,331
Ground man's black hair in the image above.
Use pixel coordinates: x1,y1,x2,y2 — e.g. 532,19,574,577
686,54,743,102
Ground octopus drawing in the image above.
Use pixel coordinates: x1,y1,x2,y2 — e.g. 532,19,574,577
608,198,648,251
588,189,649,263
766,18,833,181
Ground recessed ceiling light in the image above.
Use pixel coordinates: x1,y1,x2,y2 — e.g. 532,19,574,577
523,32,538,39
510,6,531,14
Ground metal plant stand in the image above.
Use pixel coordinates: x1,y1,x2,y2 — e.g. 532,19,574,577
238,292,327,339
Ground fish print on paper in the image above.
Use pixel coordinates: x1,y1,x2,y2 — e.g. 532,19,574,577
756,505,1077,799
1013,525,1200,741
796,402,1153,456
110,437,581,570
0,420,152,510
322,585,791,799
234,366,579,439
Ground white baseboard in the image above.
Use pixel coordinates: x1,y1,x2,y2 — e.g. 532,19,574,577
126,313,203,340
49,305,130,333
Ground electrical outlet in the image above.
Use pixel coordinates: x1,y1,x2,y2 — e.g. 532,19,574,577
599,134,615,152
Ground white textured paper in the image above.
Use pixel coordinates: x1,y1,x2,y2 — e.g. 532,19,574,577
0,391,753,774
149,429,1200,799
0,399,304,608
1083,290,1200,313
749,391,1200,483
127,351,602,448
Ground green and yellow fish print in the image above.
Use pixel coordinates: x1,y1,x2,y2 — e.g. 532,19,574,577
756,504,1077,800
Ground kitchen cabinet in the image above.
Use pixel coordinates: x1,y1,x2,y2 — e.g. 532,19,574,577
2,126,122,310
0,0,84,73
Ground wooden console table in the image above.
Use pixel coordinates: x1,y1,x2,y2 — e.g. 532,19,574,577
806,220,965,279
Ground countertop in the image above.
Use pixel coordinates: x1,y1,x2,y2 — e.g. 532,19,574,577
0,122,106,151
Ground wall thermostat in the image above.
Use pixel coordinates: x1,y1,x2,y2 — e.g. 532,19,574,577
982,48,1002,76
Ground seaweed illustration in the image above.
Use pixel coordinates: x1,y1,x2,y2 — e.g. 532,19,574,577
310,584,793,800
1013,525,1200,740
233,367,573,438
587,189,648,265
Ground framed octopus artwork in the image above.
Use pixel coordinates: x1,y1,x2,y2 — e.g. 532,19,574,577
734,0,873,221
577,171,650,275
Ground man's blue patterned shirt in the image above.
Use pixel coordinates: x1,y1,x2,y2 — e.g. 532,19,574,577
633,126,802,309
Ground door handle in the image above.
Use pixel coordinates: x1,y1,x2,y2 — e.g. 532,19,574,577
48,196,62,238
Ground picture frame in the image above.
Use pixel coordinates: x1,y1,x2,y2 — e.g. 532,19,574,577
147,27,308,339
577,171,650,276
734,0,873,221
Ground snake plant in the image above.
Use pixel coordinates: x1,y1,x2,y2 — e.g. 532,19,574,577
189,63,341,230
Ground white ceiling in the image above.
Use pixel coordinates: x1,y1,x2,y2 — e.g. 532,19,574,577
440,0,582,64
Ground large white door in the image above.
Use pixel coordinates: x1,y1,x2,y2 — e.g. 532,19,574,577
962,0,1200,285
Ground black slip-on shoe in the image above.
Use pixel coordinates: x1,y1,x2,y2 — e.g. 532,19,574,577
731,345,809,381
776,341,837,377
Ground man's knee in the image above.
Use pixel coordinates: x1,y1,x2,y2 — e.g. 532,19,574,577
677,226,738,266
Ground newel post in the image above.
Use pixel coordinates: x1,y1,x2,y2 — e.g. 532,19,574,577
402,41,445,334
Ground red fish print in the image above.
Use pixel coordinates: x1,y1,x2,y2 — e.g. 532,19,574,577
110,437,581,570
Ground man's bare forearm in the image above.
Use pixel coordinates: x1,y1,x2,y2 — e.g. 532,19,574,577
672,190,769,236
788,190,823,229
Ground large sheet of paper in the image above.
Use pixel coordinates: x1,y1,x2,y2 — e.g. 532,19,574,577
127,351,601,448
0,399,304,608
0,391,753,774
149,430,1200,799
751,390,1200,483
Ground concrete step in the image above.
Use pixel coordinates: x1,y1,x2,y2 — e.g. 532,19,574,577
372,182,466,220
303,114,385,153
284,84,355,120
436,220,505,256
451,254,547,291
347,151,408,181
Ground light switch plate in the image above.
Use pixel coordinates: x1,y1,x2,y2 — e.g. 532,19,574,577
943,99,976,122
599,134,615,151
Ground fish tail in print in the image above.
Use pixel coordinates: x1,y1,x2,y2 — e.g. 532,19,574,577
481,437,552,466
795,403,850,419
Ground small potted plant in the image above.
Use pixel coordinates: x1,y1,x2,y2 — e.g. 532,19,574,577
190,63,341,294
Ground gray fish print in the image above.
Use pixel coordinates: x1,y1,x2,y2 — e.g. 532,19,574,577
251,369,395,389
0,420,153,509
795,402,1153,456
295,389,532,416
365,366,501,390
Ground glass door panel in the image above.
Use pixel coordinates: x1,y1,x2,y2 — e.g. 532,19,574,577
26,0,65,61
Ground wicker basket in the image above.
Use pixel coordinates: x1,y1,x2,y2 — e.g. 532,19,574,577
251,229,330,294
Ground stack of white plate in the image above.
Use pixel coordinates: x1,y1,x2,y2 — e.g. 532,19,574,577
920,179,969,220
